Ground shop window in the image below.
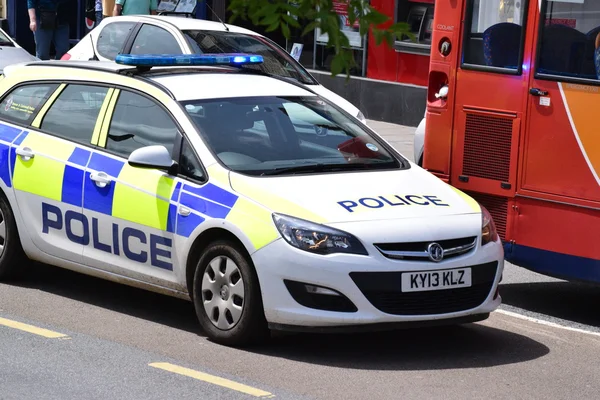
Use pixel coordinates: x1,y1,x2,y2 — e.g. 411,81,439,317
462,0,528,73
536,0,600,82
395,0,434,55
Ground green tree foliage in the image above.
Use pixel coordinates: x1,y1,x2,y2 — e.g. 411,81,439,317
227,0,414,77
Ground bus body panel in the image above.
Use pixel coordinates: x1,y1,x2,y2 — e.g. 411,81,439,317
424,0,600,282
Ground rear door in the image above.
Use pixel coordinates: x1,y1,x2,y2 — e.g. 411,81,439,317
449,0,536,241
0,82,111,262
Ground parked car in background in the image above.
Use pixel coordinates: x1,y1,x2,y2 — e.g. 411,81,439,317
0,28,38,72
63,15,368,125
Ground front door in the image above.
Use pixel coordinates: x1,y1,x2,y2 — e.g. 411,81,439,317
448,0,537,242
81,88,182,289
523,0,600,205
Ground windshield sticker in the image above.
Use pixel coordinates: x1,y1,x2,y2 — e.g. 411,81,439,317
366,143,378,152
338,195,450,212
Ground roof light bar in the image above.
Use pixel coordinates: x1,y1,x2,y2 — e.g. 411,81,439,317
115,53,264,67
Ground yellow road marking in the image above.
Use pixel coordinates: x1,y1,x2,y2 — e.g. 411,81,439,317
0,317,69,339
149,362,275,398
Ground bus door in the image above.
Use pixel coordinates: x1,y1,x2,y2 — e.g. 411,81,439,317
523,0,600,205
449,0,535,241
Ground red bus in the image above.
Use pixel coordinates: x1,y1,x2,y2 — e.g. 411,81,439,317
421,0,600,283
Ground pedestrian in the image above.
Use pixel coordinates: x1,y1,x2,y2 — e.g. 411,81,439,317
102,0,115,19
113,0,158,16
27,0,71,60
95,0,103,24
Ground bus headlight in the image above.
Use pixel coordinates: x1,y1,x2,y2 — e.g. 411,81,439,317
273,213,368,255
481,206,498,245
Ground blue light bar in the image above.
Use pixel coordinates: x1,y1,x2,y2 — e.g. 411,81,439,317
115,53,264,68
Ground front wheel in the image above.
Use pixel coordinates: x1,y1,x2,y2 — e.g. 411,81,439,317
0,194,26,281
192,240,269,347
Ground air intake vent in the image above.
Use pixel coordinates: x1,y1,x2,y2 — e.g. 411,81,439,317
462,113,513,182
467,192,508,241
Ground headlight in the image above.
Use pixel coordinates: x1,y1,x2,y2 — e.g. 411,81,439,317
481,205,498,245
272,213,368,255
356,110,367,124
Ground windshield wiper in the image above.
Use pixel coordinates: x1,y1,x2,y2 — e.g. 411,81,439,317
260,162,378,176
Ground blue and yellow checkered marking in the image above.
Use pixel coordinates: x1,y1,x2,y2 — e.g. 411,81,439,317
1,119,279,257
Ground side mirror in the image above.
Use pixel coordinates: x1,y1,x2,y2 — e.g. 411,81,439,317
128,145,177,173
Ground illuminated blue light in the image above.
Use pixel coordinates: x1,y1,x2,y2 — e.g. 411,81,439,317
115,53,264,67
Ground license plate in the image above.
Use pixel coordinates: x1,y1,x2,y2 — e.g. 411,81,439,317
401,268,472,292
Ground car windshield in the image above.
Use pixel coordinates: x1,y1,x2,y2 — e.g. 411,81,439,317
181,96,406,176
182,30,315,85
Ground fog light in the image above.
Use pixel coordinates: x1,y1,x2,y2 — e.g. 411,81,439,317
305,284,340,296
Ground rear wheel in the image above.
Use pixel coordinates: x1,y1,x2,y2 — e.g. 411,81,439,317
0,194,26,280
192,240,269,347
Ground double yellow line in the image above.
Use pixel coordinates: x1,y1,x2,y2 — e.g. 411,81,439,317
0,316,69,339
0,316,275,398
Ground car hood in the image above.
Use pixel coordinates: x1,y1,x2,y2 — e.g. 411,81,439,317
228,167,481,224
0,47,38,71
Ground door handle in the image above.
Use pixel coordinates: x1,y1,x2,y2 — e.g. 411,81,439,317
15,146,34,161
90,171,111,188
529,88,548,96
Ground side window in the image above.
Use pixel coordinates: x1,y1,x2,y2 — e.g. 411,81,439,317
0,83,58,125
106,91,179,158
40,84,109,145
179,139,205,181
537,1,600,81
97,21,136,60
131,24,183,55
462,0,528,71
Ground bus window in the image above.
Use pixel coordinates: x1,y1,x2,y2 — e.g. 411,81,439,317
462,0,528,72
536,1,600,82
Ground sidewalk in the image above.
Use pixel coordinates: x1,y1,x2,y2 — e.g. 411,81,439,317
366,119,416,162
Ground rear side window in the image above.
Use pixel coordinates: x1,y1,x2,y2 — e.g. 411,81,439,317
462,0,529,73
536,0,600,82
0,83,58,125
131,24,182,55
40,84,109,145
97,21,135,59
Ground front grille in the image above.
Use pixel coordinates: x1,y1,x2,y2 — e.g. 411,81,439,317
467,192,508,241
374,236,477,261
349,262,497,316
462,113,513,182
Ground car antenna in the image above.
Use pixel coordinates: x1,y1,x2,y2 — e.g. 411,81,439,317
205,2,229,31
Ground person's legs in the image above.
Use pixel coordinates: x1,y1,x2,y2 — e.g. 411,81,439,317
33,25,53,60
52,23,70,60
96,11,103,25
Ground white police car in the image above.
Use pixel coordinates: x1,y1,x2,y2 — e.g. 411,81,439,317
0,54,503,346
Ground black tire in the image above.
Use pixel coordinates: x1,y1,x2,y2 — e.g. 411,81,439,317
0,194,26,281
192,240,269,347
418,154,424,167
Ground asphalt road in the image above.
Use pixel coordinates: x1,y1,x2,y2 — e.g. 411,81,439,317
0,119,598,399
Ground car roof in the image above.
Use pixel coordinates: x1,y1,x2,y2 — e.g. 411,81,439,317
108,15,261,36
149,72,315,101
3,60,316,102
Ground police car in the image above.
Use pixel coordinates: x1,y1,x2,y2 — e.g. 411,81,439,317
0,54,503,346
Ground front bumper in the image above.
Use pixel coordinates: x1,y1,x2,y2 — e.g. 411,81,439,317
252,236,504,330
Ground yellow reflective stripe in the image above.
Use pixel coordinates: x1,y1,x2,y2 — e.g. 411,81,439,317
13,132,75,200
91,88,115,146
226,197,279,250
449,186,481,212
98,89,119,147
112,164,175,230
31,84,66,128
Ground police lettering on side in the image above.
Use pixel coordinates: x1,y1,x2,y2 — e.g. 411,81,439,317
41,202,173,270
